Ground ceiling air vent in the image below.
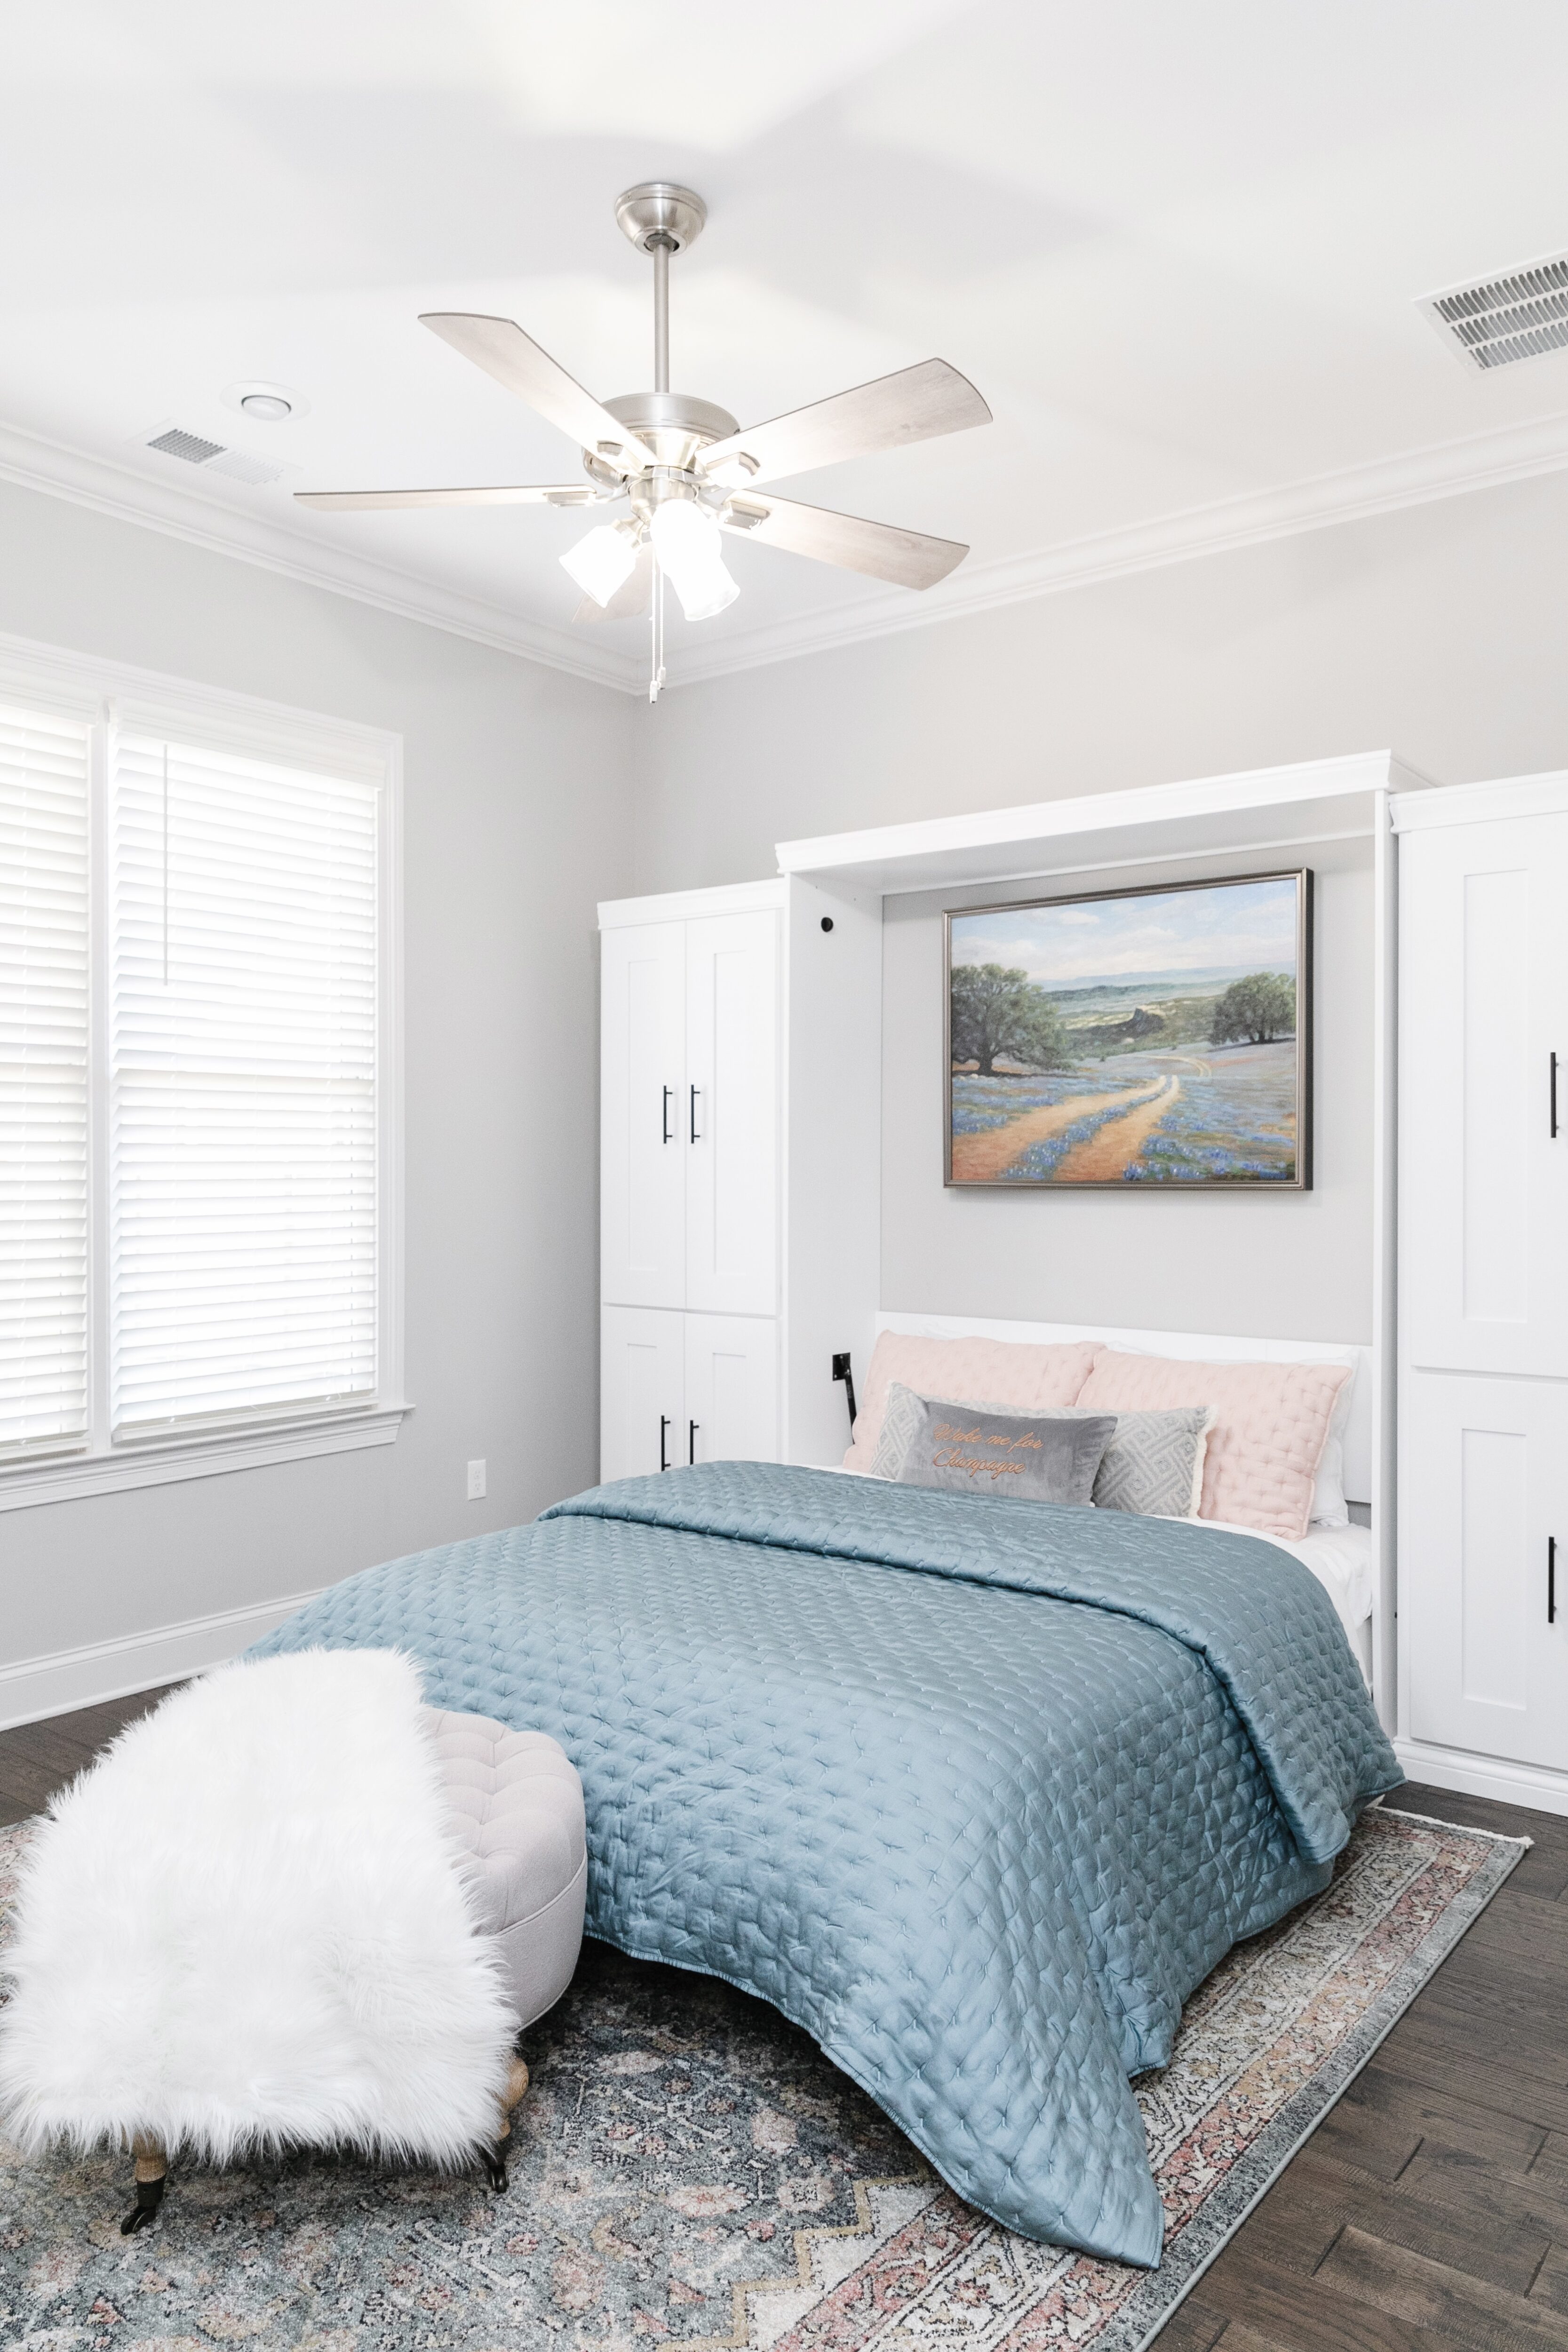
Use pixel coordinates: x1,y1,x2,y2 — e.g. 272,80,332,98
147,426,225,464
142,425,285,485
1418,253,1568,371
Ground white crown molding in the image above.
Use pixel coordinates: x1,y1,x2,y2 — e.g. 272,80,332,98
0,418,646,695
7,406,1568,698
597,875,784,928
662,408,1568,689
1391,768,1568,831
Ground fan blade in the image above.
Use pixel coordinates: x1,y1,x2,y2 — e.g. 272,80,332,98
294,484,596,510
721,493,967,588
699,359,990,488
421,312,647,471
573,546,655,623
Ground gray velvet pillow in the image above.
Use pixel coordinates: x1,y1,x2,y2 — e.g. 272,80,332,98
895,1398,1116,1505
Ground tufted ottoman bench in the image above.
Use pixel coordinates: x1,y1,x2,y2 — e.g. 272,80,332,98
423,1709,588,2034
421,1706,587,2195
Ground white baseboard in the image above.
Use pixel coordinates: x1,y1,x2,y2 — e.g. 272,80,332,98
0,1589,323,1732
1393,1735,1568,1820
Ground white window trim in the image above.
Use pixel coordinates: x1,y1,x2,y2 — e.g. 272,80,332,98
0,627,408,1514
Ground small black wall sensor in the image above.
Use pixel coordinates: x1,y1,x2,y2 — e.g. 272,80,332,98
820,915,834,931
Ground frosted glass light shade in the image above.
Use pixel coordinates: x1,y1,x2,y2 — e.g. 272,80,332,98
649,499,739,620
560,523,637,607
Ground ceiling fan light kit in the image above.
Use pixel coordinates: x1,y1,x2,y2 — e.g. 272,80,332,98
647,498,738,620
296,181,991,699
559,519,640,608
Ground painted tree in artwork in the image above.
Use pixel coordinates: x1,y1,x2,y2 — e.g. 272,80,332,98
1210,971,1297,1045
950,964,1071,1073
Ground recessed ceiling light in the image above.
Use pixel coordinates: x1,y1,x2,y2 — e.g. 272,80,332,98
221,379,309,422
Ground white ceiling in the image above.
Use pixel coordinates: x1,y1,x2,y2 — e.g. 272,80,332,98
6,0,1568,691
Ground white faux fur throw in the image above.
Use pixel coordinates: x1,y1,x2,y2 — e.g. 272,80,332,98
0,1649,516,2167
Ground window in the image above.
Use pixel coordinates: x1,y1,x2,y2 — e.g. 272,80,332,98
0,637,403,1508
0,706,91,1451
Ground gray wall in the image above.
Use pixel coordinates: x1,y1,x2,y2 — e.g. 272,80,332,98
633,469,1568,892
633,468,1568,1340
0,478,637,1674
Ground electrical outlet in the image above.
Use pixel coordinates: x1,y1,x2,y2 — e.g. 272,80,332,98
466,1459,486,1501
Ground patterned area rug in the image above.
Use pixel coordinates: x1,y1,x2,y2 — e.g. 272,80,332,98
0,1804,1524,2352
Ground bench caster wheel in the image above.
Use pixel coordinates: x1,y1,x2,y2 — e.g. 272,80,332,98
479,2053,530,2193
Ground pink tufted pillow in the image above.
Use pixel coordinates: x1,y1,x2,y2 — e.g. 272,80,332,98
843,1333,1103,1476
1074,1352,1352,1540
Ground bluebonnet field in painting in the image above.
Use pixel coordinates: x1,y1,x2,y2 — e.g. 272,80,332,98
948,876,1304,1186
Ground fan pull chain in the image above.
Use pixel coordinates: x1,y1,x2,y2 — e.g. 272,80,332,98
649,557,666,703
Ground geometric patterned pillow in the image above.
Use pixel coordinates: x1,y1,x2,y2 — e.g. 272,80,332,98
870,1383,1215,1519
1071,1402,1216,1519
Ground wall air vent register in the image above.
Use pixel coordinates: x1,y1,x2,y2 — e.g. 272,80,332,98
1418,252,1568,371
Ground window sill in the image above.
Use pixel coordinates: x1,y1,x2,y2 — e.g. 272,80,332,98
0,1402,412,1515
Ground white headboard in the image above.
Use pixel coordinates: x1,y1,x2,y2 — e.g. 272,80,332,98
875,1311,1374,1504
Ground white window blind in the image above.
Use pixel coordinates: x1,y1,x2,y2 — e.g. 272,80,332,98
109,732,380,1435
0,705,92,1452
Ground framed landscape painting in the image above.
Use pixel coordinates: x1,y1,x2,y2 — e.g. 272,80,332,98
945,870,1312,1188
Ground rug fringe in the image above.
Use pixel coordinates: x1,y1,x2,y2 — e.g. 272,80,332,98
1377,1803,1533,1850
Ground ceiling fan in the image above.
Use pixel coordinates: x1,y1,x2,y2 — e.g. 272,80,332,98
295,184,992,697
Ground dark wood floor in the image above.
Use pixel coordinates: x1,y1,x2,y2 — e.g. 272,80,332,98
0,1685,181,1828
2,1706,1563,2348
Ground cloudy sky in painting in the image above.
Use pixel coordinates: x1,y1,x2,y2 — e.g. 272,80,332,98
950,877,1299,988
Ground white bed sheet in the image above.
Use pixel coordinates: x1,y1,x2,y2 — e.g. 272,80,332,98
1196,1518,1374,1681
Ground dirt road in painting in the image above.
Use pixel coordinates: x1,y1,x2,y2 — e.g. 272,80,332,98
1053,1074,1181,1181
950,1076,1168,1182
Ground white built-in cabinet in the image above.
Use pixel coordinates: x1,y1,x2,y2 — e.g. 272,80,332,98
601,905,780,1319
600,1306,780,1479
599,875,881,1486
1397,780,1568,1802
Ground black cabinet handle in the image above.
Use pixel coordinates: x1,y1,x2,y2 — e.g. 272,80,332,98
689,1420,699,1465
1551,1536,1558,1625
662,1085,673,1144
659,1414,670,1472
1553,1053,1560,1141
690,1083,701,1143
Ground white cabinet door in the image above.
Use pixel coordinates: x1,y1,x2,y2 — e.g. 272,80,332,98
683,1314,779,1466
1405,1370,1568,1768
1401,815,1568,1377
600,1305,684,1483
601,922,686,1310
685,911,780,1317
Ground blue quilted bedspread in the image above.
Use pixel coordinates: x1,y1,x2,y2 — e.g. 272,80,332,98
251,1462,1400,2264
